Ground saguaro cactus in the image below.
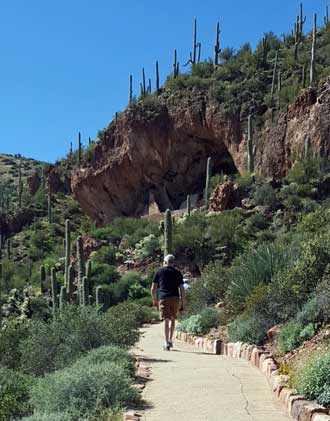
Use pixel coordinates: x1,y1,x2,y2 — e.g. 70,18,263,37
7,239,11,260
278,71,282,109
129,74,133,103
187,194,191,215
164,209,172,257
48,189,52,223
17,165,23,209
299,2,306,34
81,276,89,306
59,286,67,311
40,265,46,294
184,18,199,66
204,157,212,206
96,286,103,307
325,5,329,25
64,219,71,286
85,259,92,279
66,264,74,301
214,22,221,65
156,61,160,94
310,14,317,85
270,50,279,107
305,135,313,160
76,236,85,291
173,49,179,78
142,68,146,96
247,114,255,174
51,268,58,314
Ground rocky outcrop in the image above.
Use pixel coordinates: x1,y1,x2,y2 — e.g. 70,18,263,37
27,172,41,195
209,180,241,212
72,80,330,225
0,208,36,239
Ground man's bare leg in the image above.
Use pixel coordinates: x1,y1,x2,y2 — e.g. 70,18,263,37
169,317,175,342
164,318,170,344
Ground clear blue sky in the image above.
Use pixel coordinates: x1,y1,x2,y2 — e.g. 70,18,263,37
0,1,326,163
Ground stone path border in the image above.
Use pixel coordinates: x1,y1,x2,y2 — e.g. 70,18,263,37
124,358,150,420
175,331,330,421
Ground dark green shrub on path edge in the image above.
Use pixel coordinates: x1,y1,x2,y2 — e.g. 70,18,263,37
294,352,330,406
0,367,34,420
29,361,139,419
19,305,140,376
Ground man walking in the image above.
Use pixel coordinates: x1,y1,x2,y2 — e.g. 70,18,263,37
151,254,186,350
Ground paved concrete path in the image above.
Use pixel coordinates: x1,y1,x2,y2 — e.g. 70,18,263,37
137,323,290,421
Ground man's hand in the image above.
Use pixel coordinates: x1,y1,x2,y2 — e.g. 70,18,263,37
152,299,159,308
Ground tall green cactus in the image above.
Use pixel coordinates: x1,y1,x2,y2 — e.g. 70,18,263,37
67,264,74,302
299,2,306,34
204,157,212,206
81,276,89,306
59,286,67,311
40,265,46,294
48,190,52,224
164,209,172,257
248,114,255,174
85,259,92,279
129,74,133,103
142,68,146,96
76,236,85,292
184,18,199,66
64,219,71,286
187,194,191,215
214,22,221,65
305,135,313,160
156,61,160,94
278,71,282,109
51,268,58,314
78,132,82,166
173,49,179,78
270,50,278,107
96,286,103,307
18,165,23,209
325,5,329,25
310,14,317,85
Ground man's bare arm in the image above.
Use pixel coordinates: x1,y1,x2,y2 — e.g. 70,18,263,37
179,285,187,310
151,282,158,306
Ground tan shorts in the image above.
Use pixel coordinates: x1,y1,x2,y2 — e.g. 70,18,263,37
159,297,180,320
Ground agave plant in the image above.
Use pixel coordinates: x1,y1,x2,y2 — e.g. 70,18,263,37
227,240,299,309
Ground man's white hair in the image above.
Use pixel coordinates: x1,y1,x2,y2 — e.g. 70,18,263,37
164,254,175,265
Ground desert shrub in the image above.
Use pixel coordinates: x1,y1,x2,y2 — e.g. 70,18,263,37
105,271,147,304
0,319,29,370
22,413,73,421
279,321,315,353
91,263,120,286
200,260,229,302
253,183,278,208
296,296,322,326
92,246,117,265
228,314,269,345
93,217,158,248
73,345,135,378
294,352,330,405
287,157,323,185
0,367,34,420
29,360,139,419
20,305,140,376
244,213,269,234
227,241,298,310
177,307,222,335
134,234,161,258
185,279,213,314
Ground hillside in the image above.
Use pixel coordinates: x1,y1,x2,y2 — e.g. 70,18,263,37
3,3,330,420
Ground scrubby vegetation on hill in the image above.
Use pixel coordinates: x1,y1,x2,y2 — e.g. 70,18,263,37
4,2,330,418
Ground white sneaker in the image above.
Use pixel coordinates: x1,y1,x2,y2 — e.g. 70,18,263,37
163,342,171,351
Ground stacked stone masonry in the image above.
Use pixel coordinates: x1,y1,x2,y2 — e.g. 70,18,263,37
175,331,330,421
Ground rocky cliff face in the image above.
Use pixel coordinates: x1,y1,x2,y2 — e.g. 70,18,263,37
72,80,330,225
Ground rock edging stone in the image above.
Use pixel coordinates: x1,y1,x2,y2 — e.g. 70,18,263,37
175,331,330,421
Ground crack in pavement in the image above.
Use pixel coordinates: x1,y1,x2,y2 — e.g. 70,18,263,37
225,367,257,421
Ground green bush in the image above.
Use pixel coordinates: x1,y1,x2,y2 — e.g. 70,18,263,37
228,314,269,345
0,367,34,420
253,183,278,208
134,234,160,258
294,352,330,405
177,308,222,335
200,261,229,302
29,360,139,418
20,305,140,376
22,412,73,421
72,345,135,378
279,321,304,353
227,241,298,310
91,246,117,265
91,263,120,286
0,319,29,369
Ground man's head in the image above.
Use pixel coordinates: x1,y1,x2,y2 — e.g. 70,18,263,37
164,254,175,267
